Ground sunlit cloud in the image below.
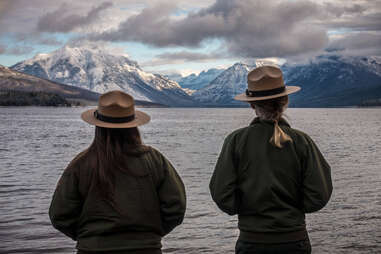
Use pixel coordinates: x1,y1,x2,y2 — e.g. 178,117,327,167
0,0,380,71
37,2,113,33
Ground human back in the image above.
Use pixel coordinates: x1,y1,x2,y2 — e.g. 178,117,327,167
49,91,186,253
210,66,332,254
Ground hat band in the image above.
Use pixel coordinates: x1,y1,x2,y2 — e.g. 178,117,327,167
246,86,285,97
94,110,135,123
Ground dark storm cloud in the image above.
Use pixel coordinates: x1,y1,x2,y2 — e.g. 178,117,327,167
37,1,113,33
0,0,379,59
328,32,381,55
91,0,375,58
325,12,381,32
323,2,366,17
143,50,226,66
13,33,62,46
156,51,224,61
90,2,178,46
0,45,34,55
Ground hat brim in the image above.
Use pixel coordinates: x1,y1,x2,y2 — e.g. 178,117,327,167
234,86,301,102
81,108,150,128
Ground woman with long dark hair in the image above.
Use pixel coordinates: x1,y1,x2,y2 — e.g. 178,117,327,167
49,91,186,254
209,66,332,254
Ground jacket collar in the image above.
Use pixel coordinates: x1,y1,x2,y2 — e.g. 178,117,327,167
250,117,291,127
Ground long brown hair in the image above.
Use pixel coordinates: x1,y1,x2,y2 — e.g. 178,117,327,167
250,95,292,148
89,126,142,208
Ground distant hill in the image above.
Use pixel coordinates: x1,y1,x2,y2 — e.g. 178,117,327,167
0,65,99,103
0,90,72,106
0,65,166,107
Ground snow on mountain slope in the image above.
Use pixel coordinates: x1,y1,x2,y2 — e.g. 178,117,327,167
178,68,224,90
191,63,253,105
0,64,100,101
11,43,194,106
191,55,381,107
282,55,381,107
10,46,381,107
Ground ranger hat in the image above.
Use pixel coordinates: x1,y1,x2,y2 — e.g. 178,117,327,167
81,90,150,128
234,65,300,101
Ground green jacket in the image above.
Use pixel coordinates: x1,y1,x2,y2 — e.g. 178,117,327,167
210,118,332,241
49,145,186,251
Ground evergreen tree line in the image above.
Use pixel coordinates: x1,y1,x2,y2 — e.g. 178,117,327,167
359,98,381,107
0,90,76,106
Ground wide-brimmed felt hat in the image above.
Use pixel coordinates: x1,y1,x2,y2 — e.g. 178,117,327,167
234,65,301,101
81,90,150,128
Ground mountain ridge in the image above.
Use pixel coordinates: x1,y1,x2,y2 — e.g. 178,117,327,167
190,55,381,107
0,65,99,101
11,43,195,106
8,43,381,107
0,65,166,107
177,68,224,91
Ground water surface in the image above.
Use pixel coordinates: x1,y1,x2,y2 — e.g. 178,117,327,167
0,107,380,253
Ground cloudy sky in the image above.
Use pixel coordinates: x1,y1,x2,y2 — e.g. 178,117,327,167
0,0,380,75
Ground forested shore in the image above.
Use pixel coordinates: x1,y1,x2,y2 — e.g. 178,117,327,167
0,90,77,106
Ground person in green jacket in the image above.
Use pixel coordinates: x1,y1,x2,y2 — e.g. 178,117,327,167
49,91,186,254
209,65,333,254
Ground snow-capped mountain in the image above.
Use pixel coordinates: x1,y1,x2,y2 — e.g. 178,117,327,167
11,43,195,106
164,73,183,83
191,63,254,105
9,44,381,107
178,68,224,91
283,55,381,107
190,55,381,107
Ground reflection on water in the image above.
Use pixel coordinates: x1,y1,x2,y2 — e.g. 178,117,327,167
1,107,381,253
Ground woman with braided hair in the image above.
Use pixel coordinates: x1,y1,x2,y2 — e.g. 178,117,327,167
209,65,332,254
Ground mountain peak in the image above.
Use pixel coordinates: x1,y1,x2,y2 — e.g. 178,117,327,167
24,42,139,70
230,62,251,72
177,68,224,90
10,44,194,106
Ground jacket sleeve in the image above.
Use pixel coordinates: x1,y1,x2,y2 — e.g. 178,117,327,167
49,164,82,240
209,134,239,215
157,154,186,235
302,136,333,213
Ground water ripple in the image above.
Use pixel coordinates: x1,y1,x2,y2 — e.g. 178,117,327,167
0,107,380,253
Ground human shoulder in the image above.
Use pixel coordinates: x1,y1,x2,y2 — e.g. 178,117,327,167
225,126,250,142
124,144,151,156
145,145,168,164
143,146,177,183
64,148,92,175
290,128,316,145
288,127,323,159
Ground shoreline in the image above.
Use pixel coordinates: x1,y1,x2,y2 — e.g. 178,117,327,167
1,105,381,109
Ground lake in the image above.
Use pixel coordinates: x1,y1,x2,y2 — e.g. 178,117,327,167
0,107,380,253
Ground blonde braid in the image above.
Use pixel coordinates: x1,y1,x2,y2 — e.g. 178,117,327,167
270,120,292,148
251,96,292,148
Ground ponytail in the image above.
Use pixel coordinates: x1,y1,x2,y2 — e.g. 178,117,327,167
270,120,292,148
250,95,292,148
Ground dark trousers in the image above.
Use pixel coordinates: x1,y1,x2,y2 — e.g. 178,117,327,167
235,238,311,254
77,249,162,254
